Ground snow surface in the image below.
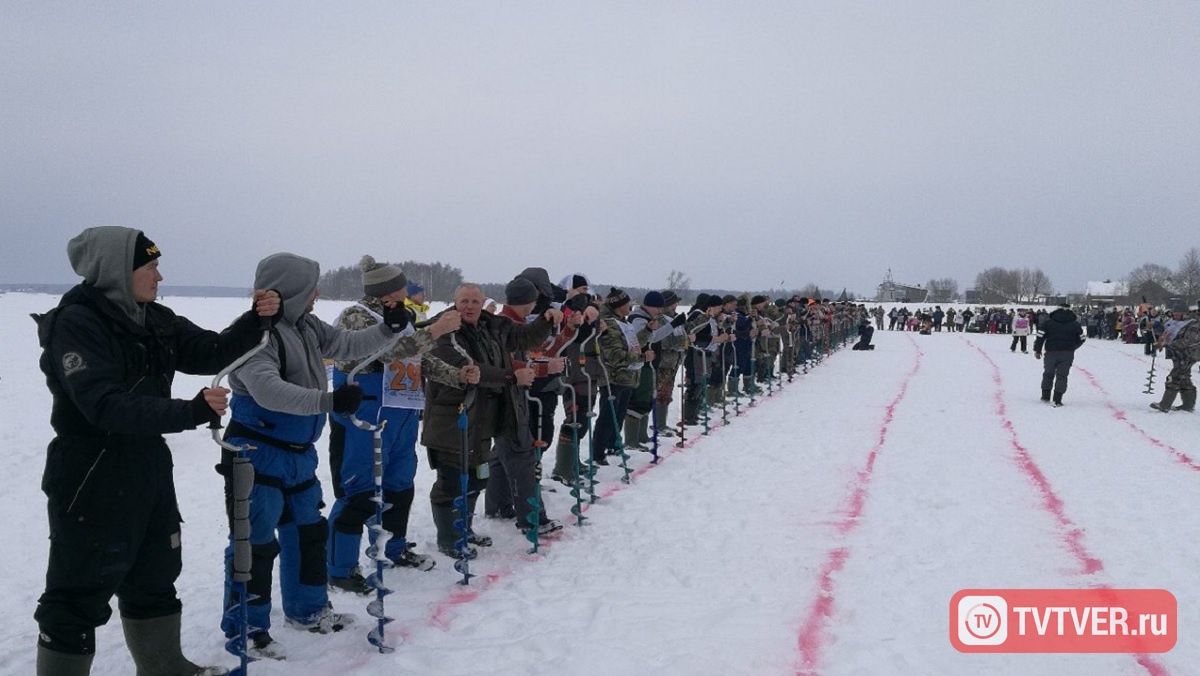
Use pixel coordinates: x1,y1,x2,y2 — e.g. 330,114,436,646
2,293,1195,676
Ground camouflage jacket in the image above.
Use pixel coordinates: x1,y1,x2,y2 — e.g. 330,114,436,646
597,305,649,388
333,296,439,375
1164,318,1200,362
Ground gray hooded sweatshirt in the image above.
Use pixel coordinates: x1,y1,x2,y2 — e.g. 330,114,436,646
229,252,393,414
66,225,146,325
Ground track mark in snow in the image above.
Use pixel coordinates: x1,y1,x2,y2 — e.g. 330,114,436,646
968,342,1172,676
1075,366,1200,473
795,334,922,676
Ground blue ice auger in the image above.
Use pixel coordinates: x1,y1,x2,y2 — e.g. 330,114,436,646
212,319,272,676
453,395,476,585
449,333,477,585
345,333,404,654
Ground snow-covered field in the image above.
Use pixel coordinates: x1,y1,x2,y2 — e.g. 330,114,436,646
2,292,1195,676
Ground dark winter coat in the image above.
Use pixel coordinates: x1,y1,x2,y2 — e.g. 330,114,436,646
1034,308,1085,353
33,226,264,652
420,311,552,454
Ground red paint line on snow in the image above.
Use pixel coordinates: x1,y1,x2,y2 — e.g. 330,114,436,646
967,343,1171,676
795,335,922,675
1075,366,1200,473
971,343,1103,575
421,360,812,634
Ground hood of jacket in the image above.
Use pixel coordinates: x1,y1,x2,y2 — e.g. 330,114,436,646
66,225,144,325
254,253,320,326
1047,307,1078,324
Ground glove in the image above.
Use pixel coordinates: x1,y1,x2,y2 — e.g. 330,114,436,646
382,304,410,333
671,313,687,328
190,388,222,427
564,293,590,313
331,384,364,414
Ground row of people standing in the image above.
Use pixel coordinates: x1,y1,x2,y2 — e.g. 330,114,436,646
33,229,862,674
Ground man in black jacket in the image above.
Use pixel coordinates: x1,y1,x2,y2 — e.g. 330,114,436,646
33,226,279,676
1033,304,1086,406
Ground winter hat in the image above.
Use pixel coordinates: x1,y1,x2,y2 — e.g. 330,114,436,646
360,255,407,298
721,294,736,305
505,277,539,305
131,232,161,270
559,273,590,291
643,291,665,308
661,290,681,307
694,293,710,308
518,267,554,299
605,287,632,310
751,295,769,306
406,280,425,296
705,295,725,310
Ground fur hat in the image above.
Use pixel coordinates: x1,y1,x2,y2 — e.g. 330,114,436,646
360,255,407,298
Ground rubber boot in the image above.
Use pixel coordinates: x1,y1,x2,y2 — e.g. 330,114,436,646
706,386,722,407
1175,389,1196,412
36,645,93,676
122,613,227,675
637,412,651,446
431,502,475,559
551,439,579,484
623,413,647,450
681,397,698,426
1151,387,1179,413
654,405,673,438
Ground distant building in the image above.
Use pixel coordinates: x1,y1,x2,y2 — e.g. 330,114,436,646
1084,280,1125,308
875,270,928,303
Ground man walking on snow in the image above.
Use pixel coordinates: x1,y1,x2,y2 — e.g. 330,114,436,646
1033,303,1085,406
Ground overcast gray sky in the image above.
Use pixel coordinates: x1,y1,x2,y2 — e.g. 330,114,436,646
3,1,1198,296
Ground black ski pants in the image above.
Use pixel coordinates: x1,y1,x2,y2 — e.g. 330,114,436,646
1040,351,1075,396
36,439,183,655
592,384,633,459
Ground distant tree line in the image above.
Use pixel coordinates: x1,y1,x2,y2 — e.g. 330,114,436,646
971,267,1054,303
318,260,465,301
1120,248,1200,306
